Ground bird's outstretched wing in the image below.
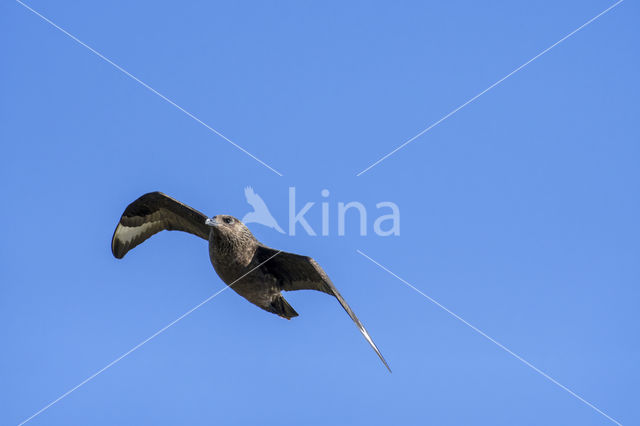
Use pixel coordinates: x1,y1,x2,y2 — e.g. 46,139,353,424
254,245,391,372
111,192,210,259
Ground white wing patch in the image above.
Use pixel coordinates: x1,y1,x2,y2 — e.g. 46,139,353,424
115,222,160,244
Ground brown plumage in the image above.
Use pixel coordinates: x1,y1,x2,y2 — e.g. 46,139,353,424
111,191,390,371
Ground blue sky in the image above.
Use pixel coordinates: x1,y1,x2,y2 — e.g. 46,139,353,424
1,0,638,424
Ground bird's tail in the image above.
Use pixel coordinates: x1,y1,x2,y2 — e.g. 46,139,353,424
267,295,299,320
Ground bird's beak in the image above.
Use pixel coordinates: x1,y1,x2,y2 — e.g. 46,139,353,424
205,217,218,227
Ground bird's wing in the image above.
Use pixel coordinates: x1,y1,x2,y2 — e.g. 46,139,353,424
244,186,269,212
255,245,391,372
111,192,210,259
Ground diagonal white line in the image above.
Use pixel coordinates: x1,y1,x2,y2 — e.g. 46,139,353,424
356,249,622,425
356,0,624,176
17,251,282,426
15,0,283,177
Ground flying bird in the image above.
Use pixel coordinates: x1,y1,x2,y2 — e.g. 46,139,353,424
111,191,390,371
241,186,285,233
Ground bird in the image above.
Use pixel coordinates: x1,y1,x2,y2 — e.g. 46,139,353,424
241,186,285,234
111,191,390,371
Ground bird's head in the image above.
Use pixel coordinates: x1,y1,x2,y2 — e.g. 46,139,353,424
206,215,257,246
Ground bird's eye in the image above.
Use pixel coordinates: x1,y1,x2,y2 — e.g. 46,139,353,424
224,217,232,224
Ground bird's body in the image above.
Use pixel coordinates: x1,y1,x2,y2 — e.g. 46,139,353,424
207,230,291,317
112,191,389,370
208,220,258,284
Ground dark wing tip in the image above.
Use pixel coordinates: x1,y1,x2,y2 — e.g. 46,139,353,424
112,244,126,259
111,191,164,259
111,228,126,259
381,356,392,373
